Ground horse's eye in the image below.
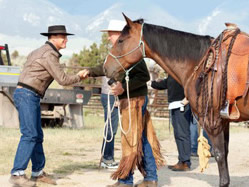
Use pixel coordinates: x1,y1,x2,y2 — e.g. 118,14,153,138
118,39,123,44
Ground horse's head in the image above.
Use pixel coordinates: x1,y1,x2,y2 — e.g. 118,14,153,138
104,13,145,79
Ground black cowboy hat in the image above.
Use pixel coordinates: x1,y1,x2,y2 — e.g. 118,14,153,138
40,25,74,36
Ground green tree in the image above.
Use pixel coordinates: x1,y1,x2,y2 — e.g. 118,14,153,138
69,33,110,84
71,42,100,68
70,33,109,67
99,33,109,61
11,50,19,59
70,33,110,84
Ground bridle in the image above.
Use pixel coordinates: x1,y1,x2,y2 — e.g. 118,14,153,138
107,23,146,74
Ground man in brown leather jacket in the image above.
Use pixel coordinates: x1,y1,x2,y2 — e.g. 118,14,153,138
9,25,86,187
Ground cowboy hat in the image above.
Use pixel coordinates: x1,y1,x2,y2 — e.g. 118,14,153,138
100,20,126,32
40,25,74,36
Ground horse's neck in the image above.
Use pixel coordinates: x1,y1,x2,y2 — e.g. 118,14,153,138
143,23,211,86
147,53,196,86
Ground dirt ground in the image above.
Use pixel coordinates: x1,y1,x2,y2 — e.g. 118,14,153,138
1,129,249,187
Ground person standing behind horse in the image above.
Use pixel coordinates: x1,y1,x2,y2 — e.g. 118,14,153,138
9,25,87,187
151,75,192,171
81,20,165,187
190,114,213,157
90,20,125,169
99,76,119,169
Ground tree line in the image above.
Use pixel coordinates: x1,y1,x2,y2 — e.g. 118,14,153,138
68,33,110,84
70,33,109,68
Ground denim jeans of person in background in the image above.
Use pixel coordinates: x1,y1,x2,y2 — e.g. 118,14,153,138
11,88,45,175
119,96,158,185
171,104,192,167
101,93,119,161
190,116,212,154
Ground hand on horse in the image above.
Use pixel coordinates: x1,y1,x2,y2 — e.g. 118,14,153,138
181,97,189,106
111,81,124,96
77,69,89,80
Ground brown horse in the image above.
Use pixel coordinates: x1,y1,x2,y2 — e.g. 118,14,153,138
103,14,249,187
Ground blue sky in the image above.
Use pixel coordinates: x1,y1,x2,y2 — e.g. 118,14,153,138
47,0,239,20
1,0,249,56
48,0,221,17
46,0,249,36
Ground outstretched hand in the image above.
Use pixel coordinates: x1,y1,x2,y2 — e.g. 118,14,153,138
77,69,89,80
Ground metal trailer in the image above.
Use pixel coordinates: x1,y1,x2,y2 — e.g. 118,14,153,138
0,44,92,128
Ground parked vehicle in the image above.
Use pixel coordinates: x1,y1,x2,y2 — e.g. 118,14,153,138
0,44,92,128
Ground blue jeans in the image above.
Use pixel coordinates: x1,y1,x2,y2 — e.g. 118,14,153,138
119,96,158,185
101,94,119,161
190,116,212,153
11,88,45,174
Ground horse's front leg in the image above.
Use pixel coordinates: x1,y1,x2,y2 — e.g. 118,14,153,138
207,122,230,187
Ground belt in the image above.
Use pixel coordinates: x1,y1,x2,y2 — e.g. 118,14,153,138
17,82,42,97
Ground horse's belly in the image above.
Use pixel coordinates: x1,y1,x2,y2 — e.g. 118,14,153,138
236,97,249,120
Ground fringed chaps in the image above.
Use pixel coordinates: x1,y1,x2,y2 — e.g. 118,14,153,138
111,96,165,180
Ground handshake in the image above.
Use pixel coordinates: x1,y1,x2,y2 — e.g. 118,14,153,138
76,69,124,96
77,69,90,80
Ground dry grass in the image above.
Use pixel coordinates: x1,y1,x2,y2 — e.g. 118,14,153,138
1,113,246,179
0,114,170,177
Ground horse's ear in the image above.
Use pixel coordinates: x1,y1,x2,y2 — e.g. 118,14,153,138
122,12,133,27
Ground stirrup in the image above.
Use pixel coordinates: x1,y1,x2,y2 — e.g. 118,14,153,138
220,100,240,119
220,101,230,119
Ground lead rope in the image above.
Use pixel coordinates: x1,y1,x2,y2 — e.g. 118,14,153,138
100,91,115,163
100,23,146,162
100,72,133,158
118,73,132,135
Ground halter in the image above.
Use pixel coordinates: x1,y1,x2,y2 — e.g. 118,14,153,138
108,23,146,75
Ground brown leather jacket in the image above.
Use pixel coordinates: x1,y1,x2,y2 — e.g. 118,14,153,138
18,42,81,97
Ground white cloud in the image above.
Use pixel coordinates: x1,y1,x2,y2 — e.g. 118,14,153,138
86,3,121,32
198,9,221,35
0,33,43,55
72,24,82,32
194,1,249,37
61,37,93,56
48,6,63,16
47,16,62,25
23,13,40,26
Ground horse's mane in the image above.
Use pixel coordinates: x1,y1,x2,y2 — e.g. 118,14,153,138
145,23,212,61
124,19,212,62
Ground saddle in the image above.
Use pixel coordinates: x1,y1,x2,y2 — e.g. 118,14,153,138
201,23,249,120
213,23,249,119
